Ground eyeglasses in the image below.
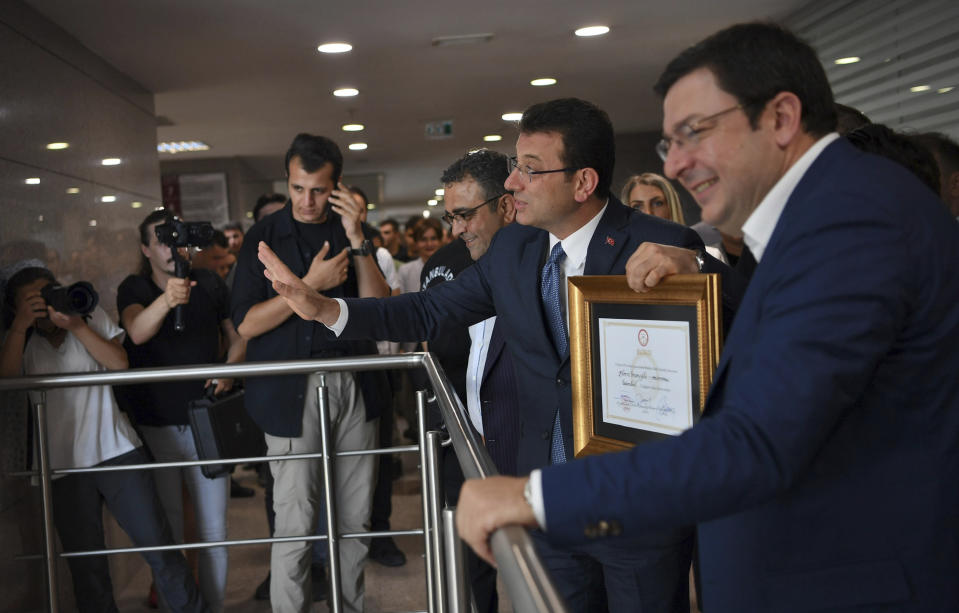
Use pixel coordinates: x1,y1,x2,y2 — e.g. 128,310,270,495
655,104,743,162
441,194,506,226
507,156,577,183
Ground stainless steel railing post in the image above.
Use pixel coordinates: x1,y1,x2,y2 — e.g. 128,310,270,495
425,429,447,613
417,389,438,613
317,373,341,613
442,507,470,613
34,390,60,613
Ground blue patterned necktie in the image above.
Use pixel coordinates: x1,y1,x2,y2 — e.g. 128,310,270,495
541,242,568,464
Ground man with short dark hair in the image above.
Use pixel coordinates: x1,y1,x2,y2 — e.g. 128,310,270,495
378,218,408,262
258,98,742,612
252,193,287,223
455,22,959,613
222,222,244,256
232,133,390,612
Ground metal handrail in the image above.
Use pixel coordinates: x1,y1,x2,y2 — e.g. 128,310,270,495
0,352,567,612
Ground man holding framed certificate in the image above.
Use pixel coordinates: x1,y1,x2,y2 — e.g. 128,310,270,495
257,98,745,612
456,22,959,613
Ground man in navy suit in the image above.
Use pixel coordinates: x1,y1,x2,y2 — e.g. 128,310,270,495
258,98,744,612
455,23,959,612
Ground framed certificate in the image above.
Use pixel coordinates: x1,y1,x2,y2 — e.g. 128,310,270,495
568,274,722,458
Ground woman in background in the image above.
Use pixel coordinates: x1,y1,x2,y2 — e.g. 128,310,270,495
620,172,686,224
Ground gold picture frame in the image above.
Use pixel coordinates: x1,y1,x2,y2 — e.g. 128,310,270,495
568,274,722,458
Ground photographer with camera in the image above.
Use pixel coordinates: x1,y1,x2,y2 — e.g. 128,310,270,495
116,210,244,613
0,265,207,613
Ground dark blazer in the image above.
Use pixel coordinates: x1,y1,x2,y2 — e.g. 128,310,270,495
540,139,959,611
479,321,520,476
343,196,741,475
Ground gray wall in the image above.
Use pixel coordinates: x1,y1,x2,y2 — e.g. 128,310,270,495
0,2,162,609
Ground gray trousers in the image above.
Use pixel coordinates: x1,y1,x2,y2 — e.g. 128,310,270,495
266,371,378,613
51,446,207,613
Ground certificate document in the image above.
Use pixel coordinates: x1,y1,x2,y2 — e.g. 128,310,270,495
597,318,694,436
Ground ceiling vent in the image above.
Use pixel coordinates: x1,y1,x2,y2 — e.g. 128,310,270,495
431,33,494,47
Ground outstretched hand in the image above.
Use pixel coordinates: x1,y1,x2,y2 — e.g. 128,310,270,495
258,241,339,324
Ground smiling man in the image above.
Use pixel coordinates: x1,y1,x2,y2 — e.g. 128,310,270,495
451,22,959,613
257,99,743,612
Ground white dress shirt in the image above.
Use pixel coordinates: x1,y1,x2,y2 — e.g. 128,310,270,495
465,316,496,435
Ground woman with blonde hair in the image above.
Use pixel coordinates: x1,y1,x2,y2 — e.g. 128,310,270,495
620,172,686,224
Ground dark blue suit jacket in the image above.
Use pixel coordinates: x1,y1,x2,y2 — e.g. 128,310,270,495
479,321,520,476
343,197,739,477
540,139,959,611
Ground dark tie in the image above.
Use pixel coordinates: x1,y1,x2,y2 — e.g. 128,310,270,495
541,242,568,464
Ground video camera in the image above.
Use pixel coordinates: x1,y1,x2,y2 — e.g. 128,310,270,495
154,218,215,249
41,281,99,317
154,217,215,332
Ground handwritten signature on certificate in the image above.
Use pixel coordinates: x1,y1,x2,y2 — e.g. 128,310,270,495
598,318,694,435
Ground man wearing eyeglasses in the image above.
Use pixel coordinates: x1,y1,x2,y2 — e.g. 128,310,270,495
454,22,959,613
257,98,744,612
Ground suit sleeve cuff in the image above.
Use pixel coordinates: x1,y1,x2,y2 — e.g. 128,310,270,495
528,469,547,530
324,298,349,337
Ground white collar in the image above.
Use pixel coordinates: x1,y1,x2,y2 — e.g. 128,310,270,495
548,199,609,267
742,133,839,262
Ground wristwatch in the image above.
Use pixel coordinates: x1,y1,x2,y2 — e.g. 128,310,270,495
694,248,707,273
349,239,373,257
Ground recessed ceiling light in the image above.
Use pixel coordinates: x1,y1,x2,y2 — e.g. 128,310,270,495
530,77,557,87
25,177,40,185
422,210,431,218
342,123,365,132
367,203,376,210
575,25,609,37
101,158,121,166
334,88,359,97
131,201,143,209
428,199,438,206
910,85,931,93
89,219,98,227
246,211,254,218
157,141,210,154
501,112,522,121
483,134,502,142
46,142,69,150
435,188,445,196
317,42,352,54
834,57,860,65
66,187,80,194
938,86,954,94
348,142,367,150
101,195,116,203
37,215,44,222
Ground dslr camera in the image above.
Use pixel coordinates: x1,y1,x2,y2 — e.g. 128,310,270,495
154,218,215,249
42,281,99,316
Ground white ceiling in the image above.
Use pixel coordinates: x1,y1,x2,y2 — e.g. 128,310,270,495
26,0,805,211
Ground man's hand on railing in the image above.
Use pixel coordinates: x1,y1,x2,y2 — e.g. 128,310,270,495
456,476,538,566
258,241,341,325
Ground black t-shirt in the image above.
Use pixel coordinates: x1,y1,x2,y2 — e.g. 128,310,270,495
115,269,229,426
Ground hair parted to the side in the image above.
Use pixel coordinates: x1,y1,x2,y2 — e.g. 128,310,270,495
441,149,511,205
518,98,615,199
654,22,837,137
284,133,344,184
